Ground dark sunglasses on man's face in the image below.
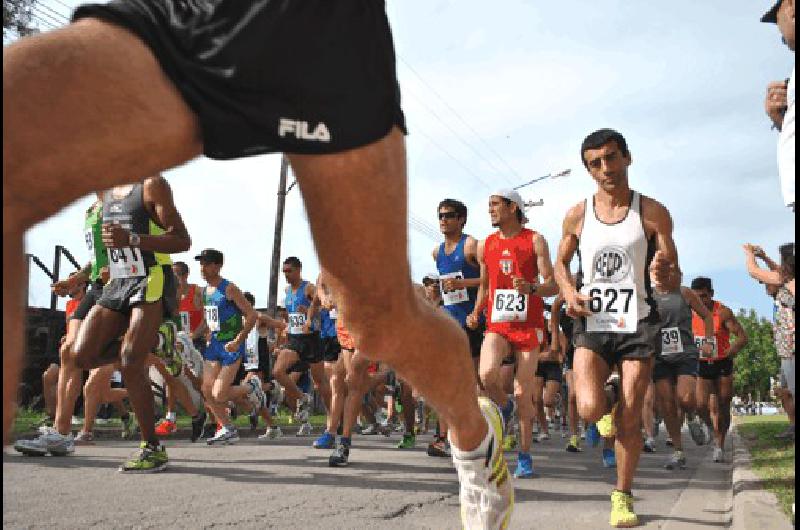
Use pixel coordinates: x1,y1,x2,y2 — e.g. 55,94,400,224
438,211,460,220
282,269,293,274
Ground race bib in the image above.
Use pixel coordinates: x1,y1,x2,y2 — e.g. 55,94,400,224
660,327,684,355
491,289,528,323
440,271,469,306
243,329,259,371
582,282,638,334
110,370,122,384
329,308,338,320
107,247,146,279
179,311,191,333
85,229,94,255
694,336,718,359
288,312,307,335
204,305,220,332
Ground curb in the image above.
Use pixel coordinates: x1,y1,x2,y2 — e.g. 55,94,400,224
731,425,794,530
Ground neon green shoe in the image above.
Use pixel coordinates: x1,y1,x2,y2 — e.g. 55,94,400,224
119,442,168,473
396,433,416,449
609,490,638,528
597,405,617,438
503,433,518,451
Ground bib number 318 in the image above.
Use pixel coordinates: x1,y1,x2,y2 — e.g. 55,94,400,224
583,283,637,334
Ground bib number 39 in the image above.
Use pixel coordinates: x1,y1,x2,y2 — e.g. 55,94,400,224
583,283,637,334
660,327,684,355
491,289,528,323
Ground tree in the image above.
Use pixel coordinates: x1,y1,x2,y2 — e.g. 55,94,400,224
733,308,781,400
3,0,38,39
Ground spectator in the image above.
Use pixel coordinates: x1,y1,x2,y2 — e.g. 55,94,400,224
761,0,795,211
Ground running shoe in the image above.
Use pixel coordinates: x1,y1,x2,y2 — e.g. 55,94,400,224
653,418,661,438
427,438,450,457
513,452,535,479
596,406,617,438
536,432,550,443
712,447,724,463
609,490,638,528
74,431,95,445
688,418,707,446
154,419,177,437
502,433,518,452
14,427,75,456
121,414,134,440
664,450,686,470
249,411,259,431
246,377,267,411
566,435,582,453
500,398,516,434
119,442,168,473
294,394,311,422
296,422,313,437
585,423,601,447
206,426,240,445
200,422,216,441
329,442,350,467
313,431,336,449
360,423,380,435
643,437,656,453
190,411,207,443
268,380,285,407
602,448,617,468
396,433,416,449
258,426,283,441
451,397,514,530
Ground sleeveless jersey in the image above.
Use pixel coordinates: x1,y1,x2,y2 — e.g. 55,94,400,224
203,278,243,342
692,301,731,361
576,191,655,333
319,308,338,339
84,201,108,282
102,184,172,280
653,289,698,360
285,281,312,336
436,235,481,327
178,284,204,333
484,228,544,329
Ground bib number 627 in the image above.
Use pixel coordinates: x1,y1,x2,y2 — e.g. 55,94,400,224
587,286,634,314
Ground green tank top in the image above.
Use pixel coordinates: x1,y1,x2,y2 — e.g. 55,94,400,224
84,201,108,282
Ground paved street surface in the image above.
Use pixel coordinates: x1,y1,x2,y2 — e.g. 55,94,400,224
4,427,733,529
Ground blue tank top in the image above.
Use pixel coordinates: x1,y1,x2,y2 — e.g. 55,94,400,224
319,309,338,339
203,278,243,343
436,235,481,326
285,280,313,336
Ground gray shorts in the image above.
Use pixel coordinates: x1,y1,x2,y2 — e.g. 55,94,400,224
780,357,795,400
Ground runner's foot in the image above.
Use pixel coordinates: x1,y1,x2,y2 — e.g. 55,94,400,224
566,435,582,453
396,433,416,449
609,490,638,528
119,442,168,473
13,427,75,456
664,450,686,470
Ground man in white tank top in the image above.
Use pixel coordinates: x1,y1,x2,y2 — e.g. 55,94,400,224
554,129,681,528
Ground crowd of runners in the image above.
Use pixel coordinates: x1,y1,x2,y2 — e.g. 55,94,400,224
3,1,794,529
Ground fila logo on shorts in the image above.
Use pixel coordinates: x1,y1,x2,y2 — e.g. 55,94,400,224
279,119,331,142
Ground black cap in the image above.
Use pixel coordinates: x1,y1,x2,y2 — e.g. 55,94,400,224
761,0,782,23
194,248,224,264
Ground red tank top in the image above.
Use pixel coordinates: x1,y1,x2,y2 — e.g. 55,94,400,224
178,284,204,333
484,228,544,329
65,299,80,320
692,301,731,361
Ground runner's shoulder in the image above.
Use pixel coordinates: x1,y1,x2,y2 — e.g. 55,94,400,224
563,200,586,234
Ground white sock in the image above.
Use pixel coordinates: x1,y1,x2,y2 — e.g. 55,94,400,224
166,412,177,422
156,333,165,350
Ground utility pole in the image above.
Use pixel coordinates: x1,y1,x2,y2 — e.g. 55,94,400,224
267,156,290,318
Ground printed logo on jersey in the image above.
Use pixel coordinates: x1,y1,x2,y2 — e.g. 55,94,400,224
500,259,514,275
279,119,331,143
591,245,632,283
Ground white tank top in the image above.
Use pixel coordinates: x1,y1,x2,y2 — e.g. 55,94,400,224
577,191,654,323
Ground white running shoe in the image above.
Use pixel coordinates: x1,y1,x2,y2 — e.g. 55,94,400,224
206,426,240,445
247,377,267,410
14,427,75,456
296,422,313,437
537,432,550,443
451,397,514,530
269,381,285,409
712,447,723,463
259,426,283,441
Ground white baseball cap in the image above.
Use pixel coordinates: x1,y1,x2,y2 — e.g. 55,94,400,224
491,189,529,223
422,272,440,284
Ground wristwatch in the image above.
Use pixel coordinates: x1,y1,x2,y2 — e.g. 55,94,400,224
128,232,141,247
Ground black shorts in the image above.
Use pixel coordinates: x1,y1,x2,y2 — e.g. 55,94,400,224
564,345,575,371
73,0,407,160
573,312,660,369
286,332,322,372
536,360,563,383
97,265,177,318
653,355,698,382
320,336,341,363
698,357,734,380
465,322,485,359
69,280,104,321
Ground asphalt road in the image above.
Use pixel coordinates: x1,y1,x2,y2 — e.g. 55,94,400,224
3,426,733,529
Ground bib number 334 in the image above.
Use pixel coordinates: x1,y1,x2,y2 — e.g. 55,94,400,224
582,283,637,334
491,289,528,323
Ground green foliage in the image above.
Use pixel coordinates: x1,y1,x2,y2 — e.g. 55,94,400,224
3,0,38,39
733,308,781,399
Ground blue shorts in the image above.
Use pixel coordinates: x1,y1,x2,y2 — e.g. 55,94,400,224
203,338,244,367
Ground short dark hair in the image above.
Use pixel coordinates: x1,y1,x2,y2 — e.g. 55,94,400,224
691,276,713,292
438,199,468,225
173,261,189,276
283,257,302,269
580,128,630,167
779,243,795,280
243,291,255,306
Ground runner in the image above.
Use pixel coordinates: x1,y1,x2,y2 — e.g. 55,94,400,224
652,283,716,470
5,4,514,524
690,276,749,463
554,129,681,527
196,248,265,446
532,318,565,443
550,294,582,453
467,189,558,480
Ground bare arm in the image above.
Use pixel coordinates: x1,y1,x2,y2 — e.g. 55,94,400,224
744,245,783,285
532,233,558,297
554,202,591,317
643,197,681,293
681,286,715,356
550,294,564,341
469,239,489,320
133,175,191,253
721,305,748,357
459,236,483,289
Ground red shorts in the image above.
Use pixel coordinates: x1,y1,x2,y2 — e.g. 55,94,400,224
486,324,543,353
336,322,356,351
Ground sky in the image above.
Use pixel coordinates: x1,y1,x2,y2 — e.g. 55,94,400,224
17,0,795,320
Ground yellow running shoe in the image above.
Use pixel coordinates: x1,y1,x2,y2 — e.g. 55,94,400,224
597,405,617,438
503,433,518,451
609,490,638,528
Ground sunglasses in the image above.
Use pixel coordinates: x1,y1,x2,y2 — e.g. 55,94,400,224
438,211,460,220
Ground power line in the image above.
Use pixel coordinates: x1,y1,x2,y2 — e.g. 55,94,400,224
411,125,494,191
30,16,58,32
49,0,76,12
32,8,66,28
37,3,71,23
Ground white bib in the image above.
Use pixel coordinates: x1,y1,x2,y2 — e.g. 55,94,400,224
694,336,718,360
110,370,122,384
85,229,95,255
107,247,146,279
329,308,338,320
288,312,307,335
243,329,260,371
204,305,220,332
491,289,528,323
582,282,638,334
179,311,191,333
440,271,469,306
660,327,684,355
